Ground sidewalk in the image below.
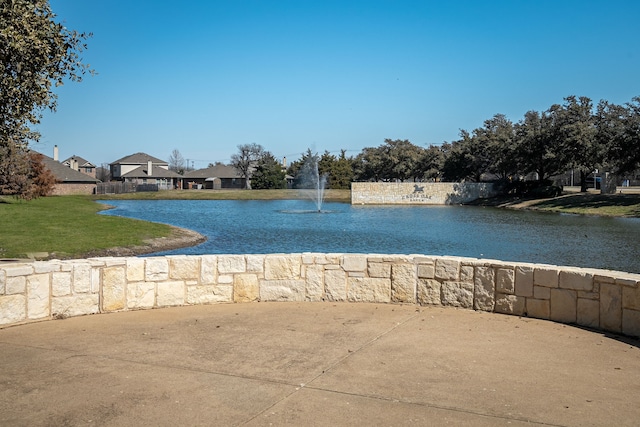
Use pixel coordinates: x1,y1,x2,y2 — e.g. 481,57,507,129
1,303,638,426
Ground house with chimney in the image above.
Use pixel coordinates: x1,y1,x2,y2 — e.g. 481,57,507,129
38,151,99,195
109,152,181,189
61,155,96,179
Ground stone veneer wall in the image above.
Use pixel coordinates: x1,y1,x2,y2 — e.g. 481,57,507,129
351,182,498,205
1,254,639,337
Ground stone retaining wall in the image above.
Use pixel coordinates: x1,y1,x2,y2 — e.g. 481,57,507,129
351,182,498,204
1,254,639,337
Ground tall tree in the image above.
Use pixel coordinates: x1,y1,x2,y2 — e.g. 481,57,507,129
0,0,93,196
0,0,92,144
168,149,186,174
249,151,285,189
230,143,264,189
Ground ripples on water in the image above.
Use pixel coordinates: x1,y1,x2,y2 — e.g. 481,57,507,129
99,199,640,273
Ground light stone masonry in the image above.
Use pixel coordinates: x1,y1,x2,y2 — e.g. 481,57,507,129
0,254,638,339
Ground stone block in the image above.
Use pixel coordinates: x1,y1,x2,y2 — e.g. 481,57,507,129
460,265,474,284
304,265,324,301
347,277,390,303
218,255,246,274
218,275,233,284
52,294,99,318
368,262,391,278
622,285,640,310
126,258,145,282
324,269,346,301
577,291,599,300
496,268,515,294
577,298,599,328
200,255,217,285
246,255,264,273
126,282,156,309
234,274,259,302
441,281,473,308
616,276,640,287
515,265,534,297
33,262,59,274
550,288,577,323
559,269,594,291
169,256,199,280
187,285,232,304
145,258,169,281
391,263,416,303
495,293,525,315
474,266,495,312
622,309,640,338
435,258,459,281
417,279,441,305
0,269,5,294
260,279,305,302
102,266,126,311
73,264,92,294
27,274,50,320
600,283,622,333
416,262,435,279
534,266,558,288
156,281,185,307
341,255,367,272
526,298,550,320
4,265,34,277
264,255,300,280
91,267,101,293
52,271,72,297
6,276,26,295
533,286,551,300
0,295,26,324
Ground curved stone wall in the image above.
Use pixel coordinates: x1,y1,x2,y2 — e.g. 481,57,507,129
1,254,639,337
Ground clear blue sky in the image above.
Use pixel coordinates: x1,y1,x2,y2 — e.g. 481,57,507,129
35,0,640,168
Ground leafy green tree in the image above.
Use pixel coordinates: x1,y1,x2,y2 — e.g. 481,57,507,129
597,97,640,178
556,96,600,191
230,143,264,189
1,0,93,144
476,114,518,180
353,146,386,181
417,145,444,181
250,151,285,189
514,107,568,182
329,150,354,189
0,0,93,196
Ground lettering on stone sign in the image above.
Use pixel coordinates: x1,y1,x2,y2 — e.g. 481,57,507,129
401,193,432,201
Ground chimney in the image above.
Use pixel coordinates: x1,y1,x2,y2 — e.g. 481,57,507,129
147,160,153,176
71,157,78,171
53,145,59,161
283,156,287,168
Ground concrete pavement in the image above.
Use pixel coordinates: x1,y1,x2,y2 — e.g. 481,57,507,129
1,303,638,426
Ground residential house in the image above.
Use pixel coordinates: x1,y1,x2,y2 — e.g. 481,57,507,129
39,152,99,195
110,152,181,189
182,164,246,189
61,155,97,179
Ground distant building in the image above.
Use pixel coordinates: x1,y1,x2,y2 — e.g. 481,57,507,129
109,152,181,189
182,164,245,189
38,152,99,195
61,155,97,179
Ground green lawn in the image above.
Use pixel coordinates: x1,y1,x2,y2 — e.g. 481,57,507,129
0,195,171,259
529,193,640,217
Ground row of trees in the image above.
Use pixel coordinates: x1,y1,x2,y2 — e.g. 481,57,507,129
230,95,640,192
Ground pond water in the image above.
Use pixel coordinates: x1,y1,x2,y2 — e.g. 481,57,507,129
99,199,640,273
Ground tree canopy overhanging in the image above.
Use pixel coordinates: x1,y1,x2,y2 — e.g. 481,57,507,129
0,0,93,197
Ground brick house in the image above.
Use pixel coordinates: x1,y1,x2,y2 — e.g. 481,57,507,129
109,152,182,189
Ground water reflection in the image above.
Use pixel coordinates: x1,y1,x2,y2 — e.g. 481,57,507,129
99,199,640,273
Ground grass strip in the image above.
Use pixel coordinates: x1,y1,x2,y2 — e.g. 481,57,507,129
0,195,171,259
529,193,640,217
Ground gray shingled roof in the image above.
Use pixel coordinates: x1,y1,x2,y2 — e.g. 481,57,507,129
38,153,99,183
110,152,168,165
62,156,96,168
183,165,242,179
